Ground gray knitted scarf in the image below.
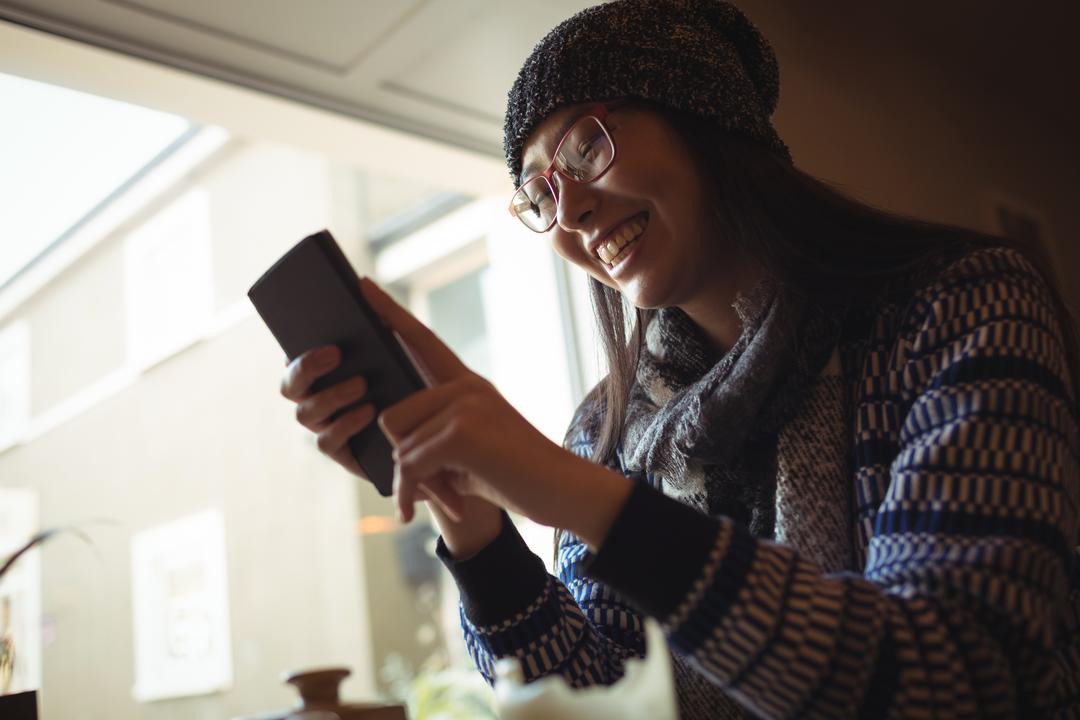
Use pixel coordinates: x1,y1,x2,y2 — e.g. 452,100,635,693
621,279,853,556
620,280,856,719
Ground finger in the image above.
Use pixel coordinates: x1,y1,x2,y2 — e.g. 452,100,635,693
394,402,476,516
281,345,340,400
387,391,467,524
359,277,470,382
398,419,459,482
377,375,482,445
394,408,466,524
394,459,419,524
393,392,461,459
316,403,377,458
445,470,470,496
396,409,503,511
417,476,465,523
295,376,368,430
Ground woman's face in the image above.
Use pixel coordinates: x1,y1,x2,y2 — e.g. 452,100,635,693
518,102,733,309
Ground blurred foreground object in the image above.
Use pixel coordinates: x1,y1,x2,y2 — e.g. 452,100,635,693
493,618,676,720
0,689,37,718
233,667,406,720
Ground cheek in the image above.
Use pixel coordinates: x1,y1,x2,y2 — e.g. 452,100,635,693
617,130,707,231
647,164,703,222
551,232,580,264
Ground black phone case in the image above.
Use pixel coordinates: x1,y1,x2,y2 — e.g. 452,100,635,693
247,230,426,496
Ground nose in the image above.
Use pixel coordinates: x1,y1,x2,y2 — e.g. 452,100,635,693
553,173,596,231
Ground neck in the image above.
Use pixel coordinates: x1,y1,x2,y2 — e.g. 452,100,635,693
678,261,767,355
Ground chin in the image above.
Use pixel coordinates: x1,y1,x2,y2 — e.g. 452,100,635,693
623,289,666,311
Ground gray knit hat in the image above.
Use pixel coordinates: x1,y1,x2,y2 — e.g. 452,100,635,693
503,0,792,184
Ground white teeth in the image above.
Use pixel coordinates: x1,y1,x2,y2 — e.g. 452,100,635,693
595,216,647,264
614,220,644,247
607,239,636,268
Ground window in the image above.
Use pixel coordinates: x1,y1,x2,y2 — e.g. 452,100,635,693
0,72,192,290
0,41,587,720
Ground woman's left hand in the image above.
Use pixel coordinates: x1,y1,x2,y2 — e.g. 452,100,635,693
358,277,591,529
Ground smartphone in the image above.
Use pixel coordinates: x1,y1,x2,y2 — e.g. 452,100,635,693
247,229,426,496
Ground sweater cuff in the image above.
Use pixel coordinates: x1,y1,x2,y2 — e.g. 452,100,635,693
583,481,722,619
435,511,549,627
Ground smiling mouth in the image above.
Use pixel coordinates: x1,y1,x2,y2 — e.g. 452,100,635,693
596,213,648,268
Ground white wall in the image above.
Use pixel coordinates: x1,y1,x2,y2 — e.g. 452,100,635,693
0,140,383,719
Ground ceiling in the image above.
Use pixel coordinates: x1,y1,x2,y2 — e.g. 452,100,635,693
0,0,1075,162
0,0,594,158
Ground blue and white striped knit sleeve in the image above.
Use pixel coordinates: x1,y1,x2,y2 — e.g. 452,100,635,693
584,248,1080,718
454,525,646,686
435,429,648,687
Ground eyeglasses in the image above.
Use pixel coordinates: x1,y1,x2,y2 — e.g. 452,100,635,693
508,105,617,233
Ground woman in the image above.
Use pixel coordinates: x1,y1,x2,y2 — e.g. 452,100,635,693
280,1,1080,717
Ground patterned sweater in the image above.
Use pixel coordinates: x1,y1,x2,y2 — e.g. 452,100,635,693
436,248,1080,718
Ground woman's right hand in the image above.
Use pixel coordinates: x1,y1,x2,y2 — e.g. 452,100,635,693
279,343,505,559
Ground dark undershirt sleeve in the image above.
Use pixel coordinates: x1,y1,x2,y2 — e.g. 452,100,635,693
435,510,549,627
582,480,724,618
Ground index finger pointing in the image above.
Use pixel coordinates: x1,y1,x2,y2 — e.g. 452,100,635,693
359,277,470,382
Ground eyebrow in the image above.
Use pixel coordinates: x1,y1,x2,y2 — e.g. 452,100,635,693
518,109,589,186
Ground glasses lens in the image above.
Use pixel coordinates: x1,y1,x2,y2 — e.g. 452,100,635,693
510,176,556,232
554,116,613,183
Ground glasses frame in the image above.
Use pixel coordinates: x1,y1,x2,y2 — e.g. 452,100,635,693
508,104,617,233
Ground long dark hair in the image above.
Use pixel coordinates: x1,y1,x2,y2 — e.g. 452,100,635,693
568,100,1080,476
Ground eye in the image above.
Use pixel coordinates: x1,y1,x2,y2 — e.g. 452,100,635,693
526,187,555,213
529,184,552,202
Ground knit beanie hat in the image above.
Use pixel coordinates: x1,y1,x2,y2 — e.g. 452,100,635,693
503,0,792,185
